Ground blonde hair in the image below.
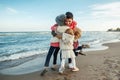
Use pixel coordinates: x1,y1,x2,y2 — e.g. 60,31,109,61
65,28,74,36
73,27,82,40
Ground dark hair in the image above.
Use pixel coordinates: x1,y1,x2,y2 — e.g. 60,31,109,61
65,12,73,19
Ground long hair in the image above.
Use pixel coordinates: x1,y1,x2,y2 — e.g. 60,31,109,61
73,27,82,40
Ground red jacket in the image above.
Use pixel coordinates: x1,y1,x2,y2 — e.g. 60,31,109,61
69,20,77,29
50,20,78,48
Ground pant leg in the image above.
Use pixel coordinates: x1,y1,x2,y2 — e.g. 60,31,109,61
68,49,77,63
74,49,79,56
60,50,62,61
71,58,76,68
59,58,65,72
53,47,60,65
44,46,55,67
77,46,82,50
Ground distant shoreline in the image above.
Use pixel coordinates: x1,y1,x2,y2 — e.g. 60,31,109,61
107,28,120,32
107,31,120,32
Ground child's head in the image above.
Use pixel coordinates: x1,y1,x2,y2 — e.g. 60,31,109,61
73,27,82,40
65,12,73,26
55,14,66,26
65,28,74,36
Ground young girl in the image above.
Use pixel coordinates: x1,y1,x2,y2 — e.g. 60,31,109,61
59,28,79,74
40,14,66,76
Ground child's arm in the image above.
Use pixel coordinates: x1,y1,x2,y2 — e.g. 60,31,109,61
51,24,57,37
51,31,57,37
51,24,62,39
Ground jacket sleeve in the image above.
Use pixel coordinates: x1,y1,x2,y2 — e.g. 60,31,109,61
51,30,57,37
51,24,58,37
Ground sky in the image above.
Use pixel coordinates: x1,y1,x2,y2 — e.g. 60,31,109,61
0,0,120,32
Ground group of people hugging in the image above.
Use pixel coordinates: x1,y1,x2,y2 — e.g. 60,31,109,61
41,12,83,76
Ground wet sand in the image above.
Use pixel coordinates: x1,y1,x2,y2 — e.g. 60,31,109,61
0,42,120,80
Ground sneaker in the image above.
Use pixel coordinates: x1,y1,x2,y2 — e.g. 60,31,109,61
40,69,48,76
72,67,79,72
59,67,64,74
78,51,86,56
51,67,56,71
51,65,57,71
59,71,63,75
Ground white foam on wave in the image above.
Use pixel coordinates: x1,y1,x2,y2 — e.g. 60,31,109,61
0,53,61,75
103,39,120,44
0,56,44,75
83,39,120,52
0,50,48,62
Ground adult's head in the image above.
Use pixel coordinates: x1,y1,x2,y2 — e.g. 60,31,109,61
65,12,74,26
65,12,73,19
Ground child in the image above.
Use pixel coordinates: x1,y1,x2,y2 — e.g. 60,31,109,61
40,14,66,76
59,28,79,74
73,27,86,56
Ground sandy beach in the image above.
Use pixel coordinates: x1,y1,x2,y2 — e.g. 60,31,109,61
0,42,120,80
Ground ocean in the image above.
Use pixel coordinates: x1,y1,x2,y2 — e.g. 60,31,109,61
0,31,120,75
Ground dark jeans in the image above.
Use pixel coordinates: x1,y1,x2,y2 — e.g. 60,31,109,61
44,46,60,67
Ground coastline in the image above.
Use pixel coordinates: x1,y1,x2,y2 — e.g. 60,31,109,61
0,42,120,80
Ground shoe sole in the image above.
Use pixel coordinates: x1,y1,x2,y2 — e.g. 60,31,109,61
72,69,79,71
51,67,56,71
40,69,47,76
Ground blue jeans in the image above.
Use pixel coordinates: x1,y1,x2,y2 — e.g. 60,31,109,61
44,46,60,67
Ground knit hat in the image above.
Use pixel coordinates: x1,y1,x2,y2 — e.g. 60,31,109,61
55,14,66,26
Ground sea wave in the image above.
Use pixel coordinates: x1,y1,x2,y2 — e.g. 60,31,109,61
0,50,48,62
0,31,120,75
